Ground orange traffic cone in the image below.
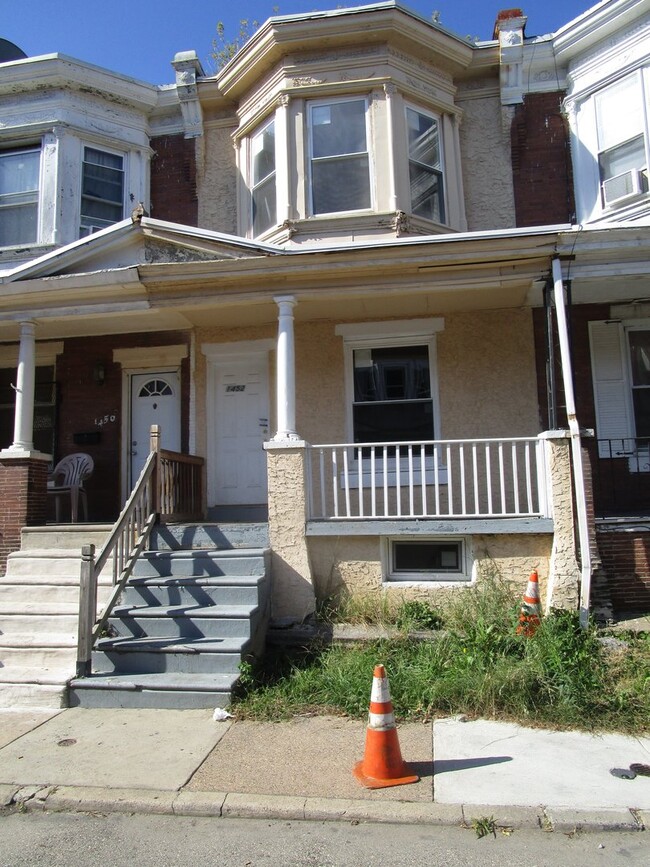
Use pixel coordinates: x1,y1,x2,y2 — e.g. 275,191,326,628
516,570,542,637
353,664,419,789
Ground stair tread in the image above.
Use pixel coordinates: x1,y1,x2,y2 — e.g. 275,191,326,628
112,603,258,617
142,547,269,558
128,575,265,586
71,671,237,691
0,666,74,684
96,636,249,652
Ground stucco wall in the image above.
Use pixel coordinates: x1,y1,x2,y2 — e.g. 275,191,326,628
457,90,516,231
307,533,552,609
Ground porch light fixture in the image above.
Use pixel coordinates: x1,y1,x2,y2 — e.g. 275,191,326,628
93,362,106,385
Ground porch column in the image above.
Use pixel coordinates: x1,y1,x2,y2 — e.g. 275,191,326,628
273,295,300,441
541,430,581,611
9,320,37,454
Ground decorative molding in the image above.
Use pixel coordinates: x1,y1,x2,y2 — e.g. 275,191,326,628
0,341,64,367
113,345,188,368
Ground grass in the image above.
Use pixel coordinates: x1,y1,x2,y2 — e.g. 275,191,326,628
233,577,650,733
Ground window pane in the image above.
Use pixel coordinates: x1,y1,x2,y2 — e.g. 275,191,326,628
632,390,650,438
596,75,643,151
80,147,124,234
312,155,370,214
599,135,646,181
406,109,440,168
353,401,433,443
354,346,430,402
409,163,444,222
0,149,39,245
393,541,461,572
629,332,650,386
253,175,277,236
252,121,275,185
311,100,367,158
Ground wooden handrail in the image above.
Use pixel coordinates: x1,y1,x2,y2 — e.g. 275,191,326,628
75,425,205,677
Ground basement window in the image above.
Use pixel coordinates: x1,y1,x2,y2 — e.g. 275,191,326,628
384,538,470,582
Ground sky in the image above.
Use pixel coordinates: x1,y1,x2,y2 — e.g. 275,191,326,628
2,0,598,85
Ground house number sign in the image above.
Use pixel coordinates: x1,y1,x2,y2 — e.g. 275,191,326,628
94,413,117,427
226,384,246,392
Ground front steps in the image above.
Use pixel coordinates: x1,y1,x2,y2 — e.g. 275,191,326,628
69,524,271,709
0,525,112,709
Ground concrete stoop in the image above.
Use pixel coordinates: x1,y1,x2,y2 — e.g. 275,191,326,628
0,525,113,709
69,524,271,710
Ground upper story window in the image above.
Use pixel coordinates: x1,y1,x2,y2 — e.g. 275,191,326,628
309,98,371,215
80,146,125,237
0,147,40,247
251,119,276,236
406,107,445,223
595,72,649,209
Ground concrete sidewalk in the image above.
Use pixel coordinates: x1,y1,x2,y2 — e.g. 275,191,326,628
0,707,649,832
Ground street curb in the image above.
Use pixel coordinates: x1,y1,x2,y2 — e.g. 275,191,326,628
4,784,646,832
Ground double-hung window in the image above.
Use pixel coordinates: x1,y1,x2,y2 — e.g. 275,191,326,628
251,119,276,236
309,98,371,215
406,107,445,223
0,147,40,247
595,72,649,208
80,146,125,236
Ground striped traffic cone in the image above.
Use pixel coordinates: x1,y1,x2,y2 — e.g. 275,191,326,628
353,664,419,789
516,570,542,637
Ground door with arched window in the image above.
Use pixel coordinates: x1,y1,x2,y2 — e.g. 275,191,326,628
129,371,181,487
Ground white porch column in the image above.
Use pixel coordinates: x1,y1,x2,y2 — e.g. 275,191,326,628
273,295,300,441
9,321,37,453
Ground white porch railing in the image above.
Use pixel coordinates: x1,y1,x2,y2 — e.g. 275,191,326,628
307,437,549,521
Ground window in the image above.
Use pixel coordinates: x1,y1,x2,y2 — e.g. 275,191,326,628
251,119,276,236
0,147,40,246
384,538,470,582
309,98,371,215
406,107,445,223
353,344,434,445
595,73,649,208
80,146,124,236
628,329,650,438
0,365,56,455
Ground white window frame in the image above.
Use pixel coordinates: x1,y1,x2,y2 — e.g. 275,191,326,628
0,145,42,248
336,319,444,487
382,536,473,584
404,103,446,224
79,143,126,237
307,95,374,217
249,117,277,237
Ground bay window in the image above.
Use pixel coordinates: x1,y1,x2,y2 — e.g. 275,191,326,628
0,147,40,247
80,146,125,236
406,107,445,223
309,98,371,215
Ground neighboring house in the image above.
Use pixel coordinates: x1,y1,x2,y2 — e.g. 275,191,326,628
0,0,649,670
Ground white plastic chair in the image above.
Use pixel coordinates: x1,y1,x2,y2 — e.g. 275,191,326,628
47,452,94,523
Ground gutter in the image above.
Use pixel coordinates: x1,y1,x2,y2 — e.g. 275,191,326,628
551,257,592,628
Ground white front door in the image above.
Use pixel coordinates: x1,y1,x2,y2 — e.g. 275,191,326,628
130,371,181,486
212,358,270,505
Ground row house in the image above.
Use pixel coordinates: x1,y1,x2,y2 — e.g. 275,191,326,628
0,0,648,707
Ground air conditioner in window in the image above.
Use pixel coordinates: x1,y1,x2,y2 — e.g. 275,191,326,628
602,168,647,207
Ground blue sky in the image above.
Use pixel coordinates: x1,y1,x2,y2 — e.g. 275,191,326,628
3,0,597,85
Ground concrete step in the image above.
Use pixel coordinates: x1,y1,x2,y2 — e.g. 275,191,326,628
0,583,112,606
121,575,266,608
20,525,112,551
132,548,269,579
0,645,77,668
109,603,260,639
149,523,269,551
4,550,114,581
0,664,75,686
0,613,79,637
93,636,249,674
68,671,236,709
0,682,67,709
0,601,79,616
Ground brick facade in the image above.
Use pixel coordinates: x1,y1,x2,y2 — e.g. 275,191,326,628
150,134,198,225
510,92,575,227
597,528,650,616
53,332,191,522
0,457,48,576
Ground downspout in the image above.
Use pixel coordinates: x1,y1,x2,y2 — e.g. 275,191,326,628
552,257,592,628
